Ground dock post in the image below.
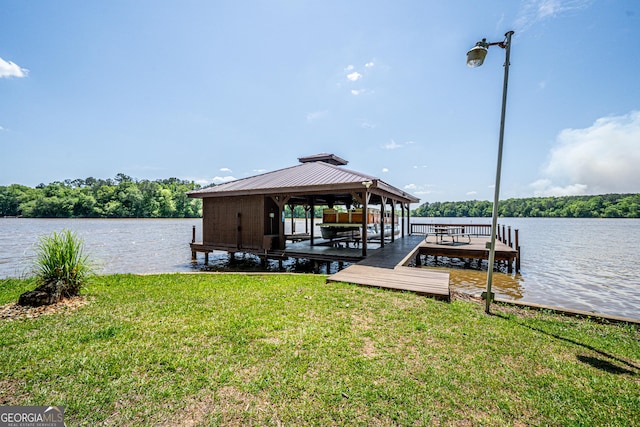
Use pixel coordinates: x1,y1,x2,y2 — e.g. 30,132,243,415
191,226,197,262
515,229,521,273
508,226,512,248
204,252,209,265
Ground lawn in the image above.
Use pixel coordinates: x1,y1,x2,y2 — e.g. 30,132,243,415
1,273,638,426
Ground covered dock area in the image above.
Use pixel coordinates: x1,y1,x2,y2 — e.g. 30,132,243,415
188,153,420,262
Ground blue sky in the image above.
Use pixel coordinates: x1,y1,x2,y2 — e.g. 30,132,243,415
1,0,639,203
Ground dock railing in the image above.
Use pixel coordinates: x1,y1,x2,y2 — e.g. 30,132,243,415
410,223,492,237
410,222,521,272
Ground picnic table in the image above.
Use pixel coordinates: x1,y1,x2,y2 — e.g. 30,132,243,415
425,226,471,245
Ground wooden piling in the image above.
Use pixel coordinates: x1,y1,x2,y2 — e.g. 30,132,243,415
515,229,521,273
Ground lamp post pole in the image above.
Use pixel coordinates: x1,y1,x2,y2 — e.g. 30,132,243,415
467,30,514,314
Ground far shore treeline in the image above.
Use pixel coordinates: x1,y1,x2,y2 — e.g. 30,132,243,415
1,174,639,219
413,194,640,218
0,174,203,218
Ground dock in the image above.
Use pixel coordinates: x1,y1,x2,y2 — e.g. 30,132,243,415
326,224,520,300
327,265,451,300
191,222,521,300
327,234,451,300
417,237,519,272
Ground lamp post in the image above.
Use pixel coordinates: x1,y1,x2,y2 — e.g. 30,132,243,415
466,30,514,314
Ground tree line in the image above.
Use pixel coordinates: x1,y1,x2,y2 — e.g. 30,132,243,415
0,173,203,218
3,176,638,219
412,194,640,218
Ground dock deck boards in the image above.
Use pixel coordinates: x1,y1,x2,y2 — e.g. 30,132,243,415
327,264,450,299
325,233,518,299
357,234,425,268
327,235,450,299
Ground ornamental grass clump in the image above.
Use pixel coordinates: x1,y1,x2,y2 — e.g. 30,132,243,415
18,230,92,306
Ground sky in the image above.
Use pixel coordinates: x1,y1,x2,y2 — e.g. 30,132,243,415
1,0,639,203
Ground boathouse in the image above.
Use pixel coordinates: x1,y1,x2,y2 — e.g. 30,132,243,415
187,153,420,261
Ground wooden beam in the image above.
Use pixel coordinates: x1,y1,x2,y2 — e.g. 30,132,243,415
380,195,387,247
350,191,364,206
269,194,291,209
362,190,368,257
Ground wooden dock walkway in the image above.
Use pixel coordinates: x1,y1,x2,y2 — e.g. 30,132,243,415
326,231,519,300
358,234,425,268
327,234,451,300
327,264,450,300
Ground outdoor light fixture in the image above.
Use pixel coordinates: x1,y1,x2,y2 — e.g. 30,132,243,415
467,31,514,314
466,40,489,67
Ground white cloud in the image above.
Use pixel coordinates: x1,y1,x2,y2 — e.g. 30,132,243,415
346,71,362,82
212,175,236,184
351,89,366,96
382,139,414,150
383,139,402,150
253,169,267,173
365,61,375,68
404,183,435,196
187,177,212,187
0,57,28,78
531,179,588,197
381,168,389,173
306,110,328,123
358,119,376,129
532,111,640,196
344,65,355,72
466,191,478,196
219,167,232,173
515,0,592,33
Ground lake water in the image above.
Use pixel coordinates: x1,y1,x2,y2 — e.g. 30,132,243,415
0,217,638,320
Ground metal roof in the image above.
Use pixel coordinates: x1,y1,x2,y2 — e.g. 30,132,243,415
188,158,419,204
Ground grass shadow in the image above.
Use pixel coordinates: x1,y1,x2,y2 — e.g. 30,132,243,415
493,311,639,376
577,355,637,375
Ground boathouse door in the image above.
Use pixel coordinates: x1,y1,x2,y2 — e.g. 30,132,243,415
263,197,282,250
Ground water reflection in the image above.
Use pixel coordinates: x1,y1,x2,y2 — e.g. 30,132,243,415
199,252,346,275
448,269,524,300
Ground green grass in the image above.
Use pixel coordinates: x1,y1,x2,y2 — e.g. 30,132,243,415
1,273,638,426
